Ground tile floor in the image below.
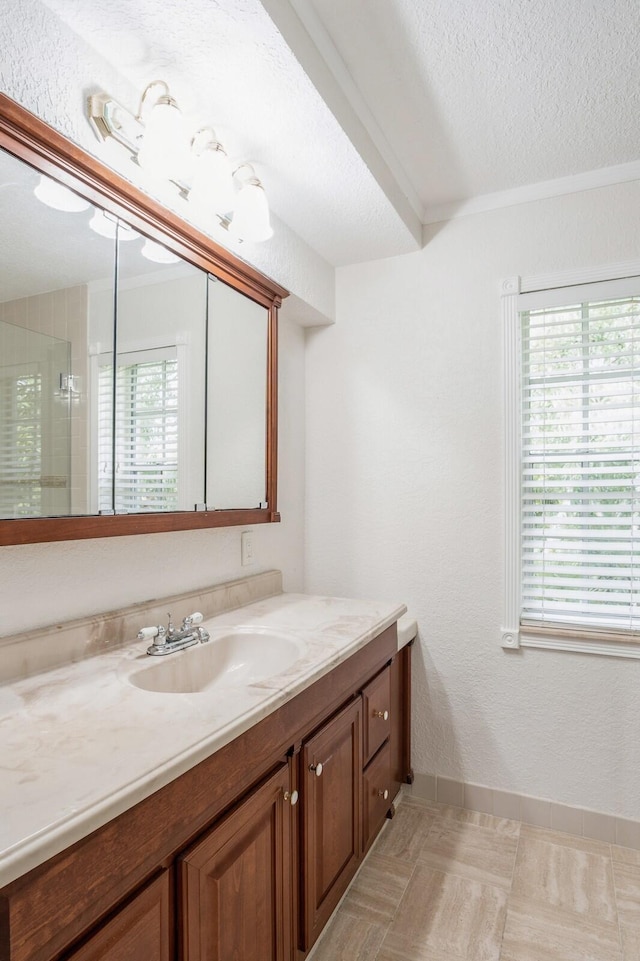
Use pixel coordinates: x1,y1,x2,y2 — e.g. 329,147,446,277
309,794,640,961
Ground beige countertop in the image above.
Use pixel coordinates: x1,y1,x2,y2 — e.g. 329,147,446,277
0,587,406,888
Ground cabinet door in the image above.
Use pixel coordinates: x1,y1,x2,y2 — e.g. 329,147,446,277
179,763,292,961
301,698,362,950
64,872,171,961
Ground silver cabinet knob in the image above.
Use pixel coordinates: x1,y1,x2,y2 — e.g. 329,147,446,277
377,788,389,800
309,761,323,777
284,789,299,806
374,710,389,721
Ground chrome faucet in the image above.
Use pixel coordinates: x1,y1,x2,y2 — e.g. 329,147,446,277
138,611,210,656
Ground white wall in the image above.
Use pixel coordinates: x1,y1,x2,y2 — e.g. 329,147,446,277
305,180,640,820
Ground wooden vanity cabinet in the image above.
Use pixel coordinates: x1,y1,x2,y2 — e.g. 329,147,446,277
362,666,391,765
179,762,293,961
389,640,414,795
362,741,392,854
61,872,171,961
0,626,411,961
301,699,362,950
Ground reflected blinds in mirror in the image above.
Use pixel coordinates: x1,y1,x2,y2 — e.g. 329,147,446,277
99,347,179,513
0,365,42,517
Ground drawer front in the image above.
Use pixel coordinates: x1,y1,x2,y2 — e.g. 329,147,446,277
362,666,391,765
362,742,392,853
63,872,171,961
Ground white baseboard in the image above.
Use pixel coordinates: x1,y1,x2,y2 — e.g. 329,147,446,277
409,773,640,851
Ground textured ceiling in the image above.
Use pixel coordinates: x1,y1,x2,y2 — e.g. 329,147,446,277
308,0,640,209
39,0,419,266
34,0,640,265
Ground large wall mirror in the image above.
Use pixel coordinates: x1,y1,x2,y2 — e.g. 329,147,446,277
0,94,286,545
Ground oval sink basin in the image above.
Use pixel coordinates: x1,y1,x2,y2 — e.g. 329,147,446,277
127,627,303,694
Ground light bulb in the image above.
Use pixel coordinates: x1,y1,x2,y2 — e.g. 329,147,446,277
229,179,273,243
140,238,180,264
189,142,235,217
34,175,90,213
137,95,188,181
89,211,139,241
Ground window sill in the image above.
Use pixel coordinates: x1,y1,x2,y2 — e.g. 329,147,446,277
501,627,640,659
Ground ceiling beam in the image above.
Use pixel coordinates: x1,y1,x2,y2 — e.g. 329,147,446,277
259,0,424,248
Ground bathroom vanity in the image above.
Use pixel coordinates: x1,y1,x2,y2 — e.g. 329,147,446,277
0,576,413,961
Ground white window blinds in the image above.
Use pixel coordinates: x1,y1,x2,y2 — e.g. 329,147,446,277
521,295,640,635
98,348,178,513
0,368,42,518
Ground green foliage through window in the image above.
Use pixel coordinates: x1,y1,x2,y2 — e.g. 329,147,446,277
521,297,639,632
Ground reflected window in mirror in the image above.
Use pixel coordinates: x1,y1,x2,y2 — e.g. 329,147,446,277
90,223,207,514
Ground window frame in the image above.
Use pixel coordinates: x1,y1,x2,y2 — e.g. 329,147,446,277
501,262,640,659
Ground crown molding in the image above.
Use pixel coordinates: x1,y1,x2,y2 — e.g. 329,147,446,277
424,159,640,226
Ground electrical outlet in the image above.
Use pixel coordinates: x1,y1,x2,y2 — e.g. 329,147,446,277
241,530,254,566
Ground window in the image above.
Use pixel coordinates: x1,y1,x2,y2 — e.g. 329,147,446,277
98,348,179,514
502,268,640,657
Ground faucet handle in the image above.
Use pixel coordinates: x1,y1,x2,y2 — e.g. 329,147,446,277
182,611,204,629
138,626,161,640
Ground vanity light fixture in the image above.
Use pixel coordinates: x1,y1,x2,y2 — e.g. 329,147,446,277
136,81,189,182
188,128,235,219
87,83,273,243
89,210,139,242
140,238,181,264
229,164,273,243
33,175,90,213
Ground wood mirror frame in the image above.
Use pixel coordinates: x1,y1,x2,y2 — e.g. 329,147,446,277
0,93,287,546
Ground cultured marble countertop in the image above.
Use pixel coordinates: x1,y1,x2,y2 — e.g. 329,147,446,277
0,591,407,888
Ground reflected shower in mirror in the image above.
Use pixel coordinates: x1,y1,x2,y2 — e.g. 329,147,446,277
0,147,116,518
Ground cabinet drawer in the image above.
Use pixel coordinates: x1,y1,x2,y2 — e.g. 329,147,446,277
362,742,392,853
62,872,171,961
362,666,391,765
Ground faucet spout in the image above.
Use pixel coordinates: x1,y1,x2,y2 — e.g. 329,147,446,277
138,612,209,656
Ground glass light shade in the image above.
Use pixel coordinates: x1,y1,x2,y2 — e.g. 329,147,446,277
137,97,188,181
140,238,180,264
229,181,273,243
188,143,235,216
89,211,139,241
34,175,90,212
